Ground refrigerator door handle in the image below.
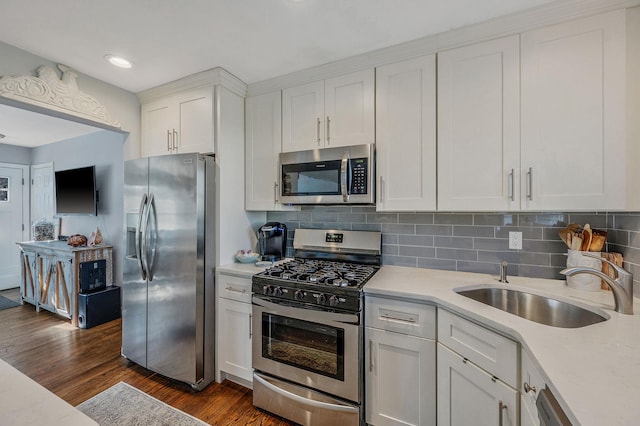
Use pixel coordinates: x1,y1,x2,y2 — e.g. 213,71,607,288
141,193,153,281
136,194,148,280
146,193,158,282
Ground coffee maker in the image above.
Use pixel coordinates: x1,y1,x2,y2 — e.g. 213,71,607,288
257,222,288,261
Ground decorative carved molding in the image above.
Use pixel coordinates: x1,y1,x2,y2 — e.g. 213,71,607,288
0,64,121,128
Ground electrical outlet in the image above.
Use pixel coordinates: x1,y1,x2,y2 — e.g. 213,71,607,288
509,231,523,250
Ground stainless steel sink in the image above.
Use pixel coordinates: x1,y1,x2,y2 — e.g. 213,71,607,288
455,287,608,328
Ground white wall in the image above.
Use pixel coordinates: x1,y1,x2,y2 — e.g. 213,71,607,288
1,41,142,285
0,144,31,164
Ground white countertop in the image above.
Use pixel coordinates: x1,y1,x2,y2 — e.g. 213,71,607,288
0,359,97,425
364,265,640,426
216,259,291,278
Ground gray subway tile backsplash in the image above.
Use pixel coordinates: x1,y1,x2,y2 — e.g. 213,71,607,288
266,209,640,292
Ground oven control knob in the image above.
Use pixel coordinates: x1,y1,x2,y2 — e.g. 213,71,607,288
273,287,283,297
262,285,272,295
329,295,340,306
314,293,327,304
294,290,305,301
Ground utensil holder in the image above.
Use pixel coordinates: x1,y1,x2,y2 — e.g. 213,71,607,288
566,250,602,291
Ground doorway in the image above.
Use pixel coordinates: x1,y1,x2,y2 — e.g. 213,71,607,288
0,163,29,290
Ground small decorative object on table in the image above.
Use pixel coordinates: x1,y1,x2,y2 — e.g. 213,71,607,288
67,234,88,247
235,249,260,263
32,218,56,241
87,227,103,247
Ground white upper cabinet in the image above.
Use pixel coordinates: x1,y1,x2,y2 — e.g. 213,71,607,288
437,35,520,211
521,10,627,210
376,55,437,211
141,87,213,157
282,69,374,152
245,91,298,211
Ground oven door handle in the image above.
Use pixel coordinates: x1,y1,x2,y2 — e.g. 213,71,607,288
253,373,359,414
252,296,359,325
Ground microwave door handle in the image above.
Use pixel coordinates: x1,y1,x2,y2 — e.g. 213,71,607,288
341,152,349,202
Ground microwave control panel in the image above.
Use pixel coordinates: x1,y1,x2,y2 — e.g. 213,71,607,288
350,158,368,194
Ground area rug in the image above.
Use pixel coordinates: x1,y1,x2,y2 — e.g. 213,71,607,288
76,382,209,426
0,294,20,310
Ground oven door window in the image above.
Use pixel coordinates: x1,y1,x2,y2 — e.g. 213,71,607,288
282,161,342,196
261,313,345,380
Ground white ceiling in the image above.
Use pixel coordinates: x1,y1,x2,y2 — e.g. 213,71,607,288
0,104,102,147
0,0,559,94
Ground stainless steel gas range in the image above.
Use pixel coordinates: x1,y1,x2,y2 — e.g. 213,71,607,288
251,229,381,426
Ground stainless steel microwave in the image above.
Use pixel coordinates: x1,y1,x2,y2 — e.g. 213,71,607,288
279,144,375,204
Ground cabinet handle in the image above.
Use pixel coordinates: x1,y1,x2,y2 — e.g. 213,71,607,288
167,130,172,152
526,167,533,200
172,129,178,151
379,176,384,203
369,339,374,372
249,314,253,339
509,169,515,201
274,182,279,203
523,382,537,395
380,313,416,324
316,118,321,145
498,400,507,426
225,286,247,294
326,116,331,144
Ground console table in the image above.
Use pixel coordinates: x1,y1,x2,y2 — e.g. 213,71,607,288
17,241,113,327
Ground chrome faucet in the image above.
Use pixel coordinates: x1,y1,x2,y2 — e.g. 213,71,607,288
499,261,509,283
560,253,634,315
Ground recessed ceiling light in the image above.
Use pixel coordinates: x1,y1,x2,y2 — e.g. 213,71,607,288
104,54,134,69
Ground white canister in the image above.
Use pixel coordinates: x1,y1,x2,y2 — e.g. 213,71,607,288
566,250,602,291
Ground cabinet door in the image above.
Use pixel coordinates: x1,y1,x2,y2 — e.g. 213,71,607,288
521,394,540,426
438,35,520,211
20,250,38,305
141,99,175,157
217,298,253,383
324,69,375,148
282,80,325,152
245,92,299,211
365,327,435,426
521,11,625,210
37,255,72,318
437,344,517,426
175,88,214,154
376,55,436,211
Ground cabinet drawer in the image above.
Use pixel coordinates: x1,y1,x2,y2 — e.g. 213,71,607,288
438,309,518,387
216,273,252,303
365,296,436,339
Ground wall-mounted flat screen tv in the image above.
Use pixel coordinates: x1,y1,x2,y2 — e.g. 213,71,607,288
55,165,97,215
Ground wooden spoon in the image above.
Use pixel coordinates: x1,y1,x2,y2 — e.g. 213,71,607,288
580,226,592,251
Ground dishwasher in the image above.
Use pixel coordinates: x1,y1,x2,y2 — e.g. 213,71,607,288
536,387,573,426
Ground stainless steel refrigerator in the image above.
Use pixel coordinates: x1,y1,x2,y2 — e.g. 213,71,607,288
122,153,215,390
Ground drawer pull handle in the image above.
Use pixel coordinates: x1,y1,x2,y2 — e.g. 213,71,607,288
498,400,507,426
380,313,416,324
225,286,247,294
523,382,537,395
369,339,374,372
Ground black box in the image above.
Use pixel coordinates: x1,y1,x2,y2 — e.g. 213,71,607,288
79,259,107,294
78,286,121,329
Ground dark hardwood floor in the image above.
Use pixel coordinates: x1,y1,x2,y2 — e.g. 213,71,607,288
0,296,292,425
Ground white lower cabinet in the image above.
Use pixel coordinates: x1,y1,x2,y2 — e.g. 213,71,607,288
437,344,518,426
365,296,436,426
437,309,518,426
216,271,253,386
520,350,547,426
